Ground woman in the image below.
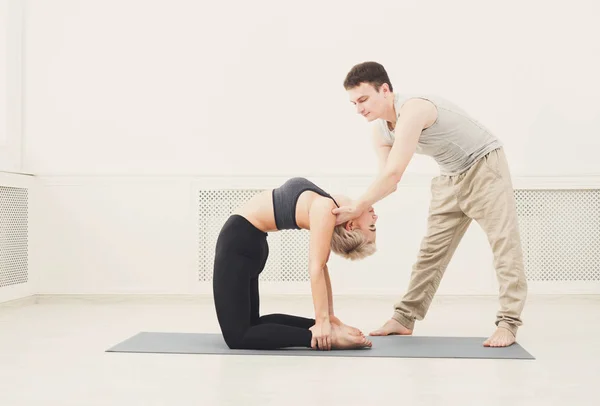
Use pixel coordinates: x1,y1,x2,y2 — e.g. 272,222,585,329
212,177,378,351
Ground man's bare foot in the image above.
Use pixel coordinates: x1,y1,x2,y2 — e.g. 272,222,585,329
331,328,372,350
369,318,413,336
483,327,516,347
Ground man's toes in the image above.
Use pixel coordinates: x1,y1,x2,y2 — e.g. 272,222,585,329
484,337,501,347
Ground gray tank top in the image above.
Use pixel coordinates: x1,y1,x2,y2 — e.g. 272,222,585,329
377,93,503,175
272,177,339,230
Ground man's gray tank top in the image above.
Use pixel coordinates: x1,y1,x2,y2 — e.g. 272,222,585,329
377,93,502,176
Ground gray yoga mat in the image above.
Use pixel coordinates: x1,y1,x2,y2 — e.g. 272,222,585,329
106,332,535,360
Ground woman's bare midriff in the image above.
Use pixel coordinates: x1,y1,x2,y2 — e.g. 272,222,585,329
232,189,325,232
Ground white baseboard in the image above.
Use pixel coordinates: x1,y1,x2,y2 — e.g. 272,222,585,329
0,283,33,305
0,292,35,307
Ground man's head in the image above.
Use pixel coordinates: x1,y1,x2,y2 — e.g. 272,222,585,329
330,206,379,261
343,61,394,122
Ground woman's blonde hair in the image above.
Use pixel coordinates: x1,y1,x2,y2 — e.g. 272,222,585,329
330,224,376,261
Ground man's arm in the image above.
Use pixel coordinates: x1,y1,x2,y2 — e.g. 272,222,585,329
371,125,397,199
333,98,437,223
372,124,392,174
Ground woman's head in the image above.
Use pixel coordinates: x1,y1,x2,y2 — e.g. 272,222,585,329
330,206,378,260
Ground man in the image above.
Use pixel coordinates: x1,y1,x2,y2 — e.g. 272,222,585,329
333,61,528,347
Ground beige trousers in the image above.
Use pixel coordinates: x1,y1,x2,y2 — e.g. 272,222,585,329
392,147,528,336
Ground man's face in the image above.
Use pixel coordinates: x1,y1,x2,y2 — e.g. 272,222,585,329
347,82,391,122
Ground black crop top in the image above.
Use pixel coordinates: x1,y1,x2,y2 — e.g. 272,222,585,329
272,177,339,230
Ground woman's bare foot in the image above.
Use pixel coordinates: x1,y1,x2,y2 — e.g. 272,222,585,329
483,327,516,347
338,324,364,337
330,327,372,350
369,318,413,336
329,316,364,337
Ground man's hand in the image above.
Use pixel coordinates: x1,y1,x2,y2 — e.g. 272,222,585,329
331,204,364,226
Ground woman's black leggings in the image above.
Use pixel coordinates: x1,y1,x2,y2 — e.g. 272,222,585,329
212,215,315,350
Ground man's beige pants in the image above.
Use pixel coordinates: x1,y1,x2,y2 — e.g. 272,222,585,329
393,147,528,336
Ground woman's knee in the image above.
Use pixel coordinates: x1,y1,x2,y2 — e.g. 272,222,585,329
222,331,245,349
223,329,266,350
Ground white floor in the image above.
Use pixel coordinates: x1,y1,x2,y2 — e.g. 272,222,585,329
0,294,598,406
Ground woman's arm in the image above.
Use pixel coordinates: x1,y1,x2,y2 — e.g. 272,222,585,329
307,198,337,350
308,198,336,321
323,264,334,316
309,202,366,339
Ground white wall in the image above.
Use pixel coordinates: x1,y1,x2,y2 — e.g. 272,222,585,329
23,0,600,177
0,0,6,147
20,1,600,297
29,175,600,297
31,175,501,296
0,0,23,173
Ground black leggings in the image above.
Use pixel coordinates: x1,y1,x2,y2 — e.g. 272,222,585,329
212,215,314,350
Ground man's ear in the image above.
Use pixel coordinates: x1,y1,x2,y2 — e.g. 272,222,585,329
345,221,354,231
381,83,391,95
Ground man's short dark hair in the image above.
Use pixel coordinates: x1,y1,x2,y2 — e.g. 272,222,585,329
343,61,393,92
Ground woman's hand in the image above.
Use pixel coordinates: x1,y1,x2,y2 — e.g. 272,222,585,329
310,319,332,350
